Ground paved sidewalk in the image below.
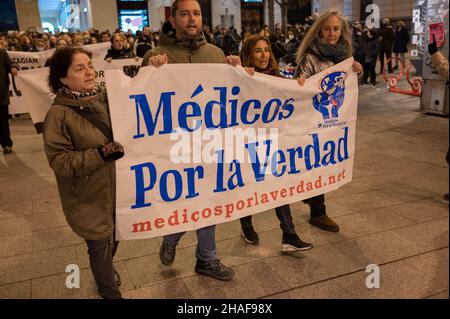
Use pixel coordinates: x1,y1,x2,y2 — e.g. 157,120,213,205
0,83,448,299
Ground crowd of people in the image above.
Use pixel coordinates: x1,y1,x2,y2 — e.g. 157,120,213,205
0,0,446,300
352,18,410,87
1,13,411,83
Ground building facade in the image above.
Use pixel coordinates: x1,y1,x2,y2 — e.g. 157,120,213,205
10,0,417,33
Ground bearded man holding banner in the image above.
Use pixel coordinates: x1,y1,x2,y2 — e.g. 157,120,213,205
141,0,243,281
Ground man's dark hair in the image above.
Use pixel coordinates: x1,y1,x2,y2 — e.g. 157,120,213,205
171,0,200,17
48,47,93,94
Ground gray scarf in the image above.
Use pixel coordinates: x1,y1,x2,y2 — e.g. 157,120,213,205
312,38,348,64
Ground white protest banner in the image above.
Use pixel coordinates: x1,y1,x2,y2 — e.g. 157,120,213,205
7,42,111,115
7,50,50,114
105,58,358,240
92,57,142,88
15,67,54,132
14,57,141,132
83,42,111,59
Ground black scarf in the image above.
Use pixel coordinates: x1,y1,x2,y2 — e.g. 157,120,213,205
312,38,348,64
57,85,99,100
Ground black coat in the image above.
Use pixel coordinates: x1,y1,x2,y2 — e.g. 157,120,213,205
135,36,153,58
363,37,380,66
0,49,17,105
380,25,395,51
104,48,135,60
393,27,410,53
270,40,287,63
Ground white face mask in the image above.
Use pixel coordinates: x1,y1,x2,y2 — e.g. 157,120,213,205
288,35,295,40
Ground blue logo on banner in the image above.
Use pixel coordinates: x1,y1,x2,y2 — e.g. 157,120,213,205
312,72,346,121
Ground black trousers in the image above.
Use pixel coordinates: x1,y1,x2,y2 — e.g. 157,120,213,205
240,195,326,232
363,64,377,85
0,105,13,149
379,50,393,74
85,237,121,299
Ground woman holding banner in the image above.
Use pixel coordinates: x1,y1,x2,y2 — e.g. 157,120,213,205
238,34,314,252
295,10,362,233
44,47,125,299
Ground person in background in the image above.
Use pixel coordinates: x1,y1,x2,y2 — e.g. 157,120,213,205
100,31,112,43
428,35,449,201
295,10,363,232
49,36,58,49
135,27,153,58
73,34,84,47
152,31,160,47
19,35,35,52
0,44,19,154
56,38,68,49
44,47,124,299
90,36,98,44
269,33,287,63
62,34,73,46
105,34,136,61
361,29,380,87
378,18,394,74
352,21,365,67
284,29,300,66
393,21,410,70
34,38,48,52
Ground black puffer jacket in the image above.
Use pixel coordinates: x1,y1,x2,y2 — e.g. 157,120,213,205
363,37,380,66
104,48,135,60
380,24,395,51
393,27,410,53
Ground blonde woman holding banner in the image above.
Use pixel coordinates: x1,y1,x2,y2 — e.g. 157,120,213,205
295,10,362,232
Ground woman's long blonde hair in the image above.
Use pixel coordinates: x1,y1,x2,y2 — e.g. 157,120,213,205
296,10,353,64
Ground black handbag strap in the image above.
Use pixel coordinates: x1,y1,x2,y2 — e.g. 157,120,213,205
64,105,113,142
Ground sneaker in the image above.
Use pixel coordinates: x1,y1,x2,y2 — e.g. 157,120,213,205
3,146,12,154
309,215,340,232
159,240,176,266
241,227,259,245
195,259,235,281
281,233,313,252
113,267,121,286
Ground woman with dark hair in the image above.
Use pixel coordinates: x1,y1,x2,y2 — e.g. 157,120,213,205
44,47,125,299
237,35,314,252
296,10,362,233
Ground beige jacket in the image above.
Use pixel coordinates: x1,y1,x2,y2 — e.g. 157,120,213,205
431,51,449,81
43,93,115,240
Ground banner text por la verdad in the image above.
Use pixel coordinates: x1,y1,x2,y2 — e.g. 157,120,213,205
106,59,358,240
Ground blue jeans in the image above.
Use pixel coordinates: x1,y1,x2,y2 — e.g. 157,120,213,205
163,225,216,262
